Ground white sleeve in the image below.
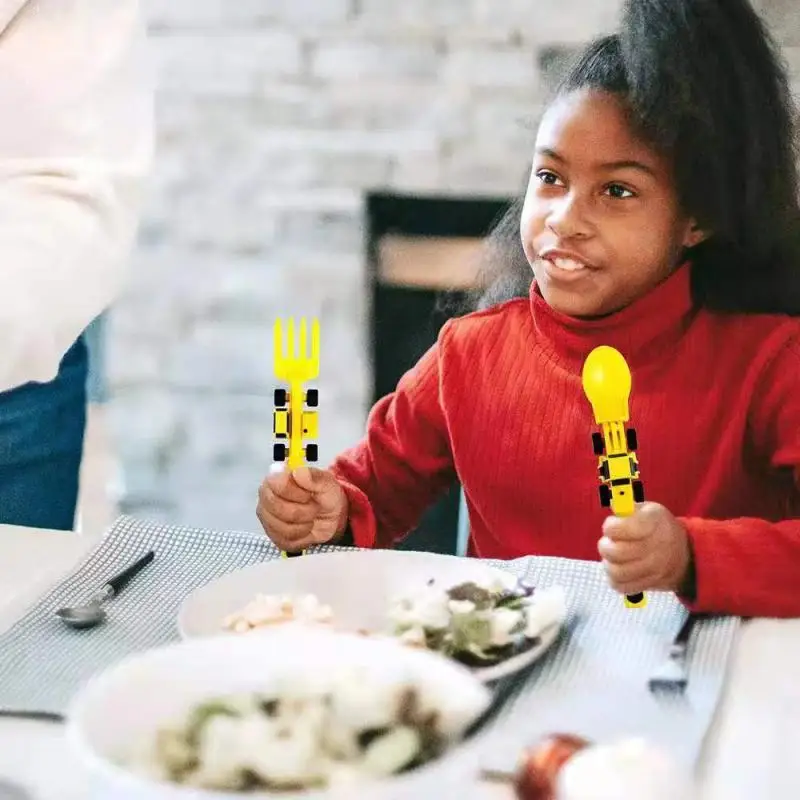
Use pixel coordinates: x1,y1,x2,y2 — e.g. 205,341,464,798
0,0,153,390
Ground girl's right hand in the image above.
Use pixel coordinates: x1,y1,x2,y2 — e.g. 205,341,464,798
257,465,348,552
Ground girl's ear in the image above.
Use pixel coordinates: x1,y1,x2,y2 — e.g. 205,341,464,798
682,220,708,249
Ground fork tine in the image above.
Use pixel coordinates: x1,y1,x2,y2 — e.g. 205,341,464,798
272,316,320,383
649,674,688,694
647,612,702,697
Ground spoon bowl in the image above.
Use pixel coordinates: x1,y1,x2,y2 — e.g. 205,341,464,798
55,604,107,630
53,550,155,631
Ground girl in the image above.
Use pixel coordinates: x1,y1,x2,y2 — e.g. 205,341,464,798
257,0,800,619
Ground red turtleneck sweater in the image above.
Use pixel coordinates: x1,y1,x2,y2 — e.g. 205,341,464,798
330,266,800,618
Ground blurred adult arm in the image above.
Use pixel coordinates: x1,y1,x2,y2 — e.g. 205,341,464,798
0,0,153,390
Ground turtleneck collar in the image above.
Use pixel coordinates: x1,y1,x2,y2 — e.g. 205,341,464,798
529,263,696,369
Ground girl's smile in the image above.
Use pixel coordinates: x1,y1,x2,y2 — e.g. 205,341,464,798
537,245,601,288
520,88,705,319
538,255,596,286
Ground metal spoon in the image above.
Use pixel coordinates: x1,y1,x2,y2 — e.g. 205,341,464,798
55,550,155,629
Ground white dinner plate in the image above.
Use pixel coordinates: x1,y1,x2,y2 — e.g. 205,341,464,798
177,549,566,683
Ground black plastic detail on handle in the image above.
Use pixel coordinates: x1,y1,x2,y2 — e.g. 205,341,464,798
106,550,155,595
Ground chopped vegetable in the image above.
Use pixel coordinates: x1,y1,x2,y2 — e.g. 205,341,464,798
131,673,459,792
388,580,566,666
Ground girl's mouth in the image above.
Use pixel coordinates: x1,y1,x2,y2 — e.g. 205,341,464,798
540,256,594,283
549,256,586,272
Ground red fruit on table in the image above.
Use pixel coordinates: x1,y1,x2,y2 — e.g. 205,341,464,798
513,733,591,800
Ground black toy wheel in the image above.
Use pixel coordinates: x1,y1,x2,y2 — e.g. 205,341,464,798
599,460,610,480
592,432,605,455
598,484,612,507
626,427,638,451
274,388,287,407
305,444,318,462
305,389,318,407
273,443,287,462
633,480,645,503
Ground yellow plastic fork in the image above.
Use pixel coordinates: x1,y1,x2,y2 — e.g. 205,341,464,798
273,317,320,559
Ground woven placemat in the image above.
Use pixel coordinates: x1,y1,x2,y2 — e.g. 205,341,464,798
0,516,333,713
477,556,739,771
0,516,739,772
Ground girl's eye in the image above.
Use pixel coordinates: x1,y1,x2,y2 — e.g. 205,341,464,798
605,183,636,199
536,170,564,187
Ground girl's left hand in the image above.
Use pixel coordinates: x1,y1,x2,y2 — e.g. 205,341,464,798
598,502,692,595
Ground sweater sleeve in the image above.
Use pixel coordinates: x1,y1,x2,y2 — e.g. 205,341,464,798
0,0,152,390
679,334,800,618
329,324,457,549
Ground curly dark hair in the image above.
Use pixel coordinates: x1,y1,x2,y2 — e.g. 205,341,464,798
466,0,800,315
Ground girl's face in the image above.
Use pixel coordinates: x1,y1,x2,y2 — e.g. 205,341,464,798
520,88,705,318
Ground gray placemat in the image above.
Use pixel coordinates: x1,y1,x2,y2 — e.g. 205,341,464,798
0,516,739,773
477,556,740,771
0,516,337,713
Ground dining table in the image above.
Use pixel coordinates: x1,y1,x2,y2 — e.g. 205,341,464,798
1,521,799,799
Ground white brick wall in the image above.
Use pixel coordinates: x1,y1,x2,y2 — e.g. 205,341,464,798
109,0,799,530
310,38,441,81
153,31,305,94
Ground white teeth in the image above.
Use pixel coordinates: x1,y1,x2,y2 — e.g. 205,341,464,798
552,257,585,271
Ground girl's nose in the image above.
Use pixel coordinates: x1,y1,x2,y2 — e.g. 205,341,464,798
546,193,592,239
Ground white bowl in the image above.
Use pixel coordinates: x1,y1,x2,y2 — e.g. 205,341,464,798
66,626,492,800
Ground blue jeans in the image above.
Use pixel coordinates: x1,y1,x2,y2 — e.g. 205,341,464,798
0,336,87,530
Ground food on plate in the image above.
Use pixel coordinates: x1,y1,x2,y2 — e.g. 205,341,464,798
556,737,695,800
388,578,567,666
129,667,475,792
222,594,333,633
221,575,567,668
